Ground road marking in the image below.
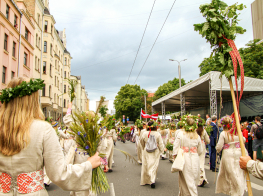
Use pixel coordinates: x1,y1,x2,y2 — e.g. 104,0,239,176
204,165,263,190
110,183,116,196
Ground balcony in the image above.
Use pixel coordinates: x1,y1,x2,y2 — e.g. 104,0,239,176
41,96,52,107
53,103,58,110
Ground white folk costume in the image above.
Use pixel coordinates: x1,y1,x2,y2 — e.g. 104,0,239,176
63,113,97,196
157,128,168,159
100,129,117,170
138,128,146,164
215,131,247,196
173,131,202,196
168,129,176,161
198,129,210,186
140,130,164,186
133,128,142,164
0,120,93,196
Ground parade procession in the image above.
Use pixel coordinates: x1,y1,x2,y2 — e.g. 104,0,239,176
1,0,263,196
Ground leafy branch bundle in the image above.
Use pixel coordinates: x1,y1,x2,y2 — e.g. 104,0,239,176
69,112,109,194
194,0,246,79
135,119,143,129
166,142,173,151
67,79,78,102
118,127,131,140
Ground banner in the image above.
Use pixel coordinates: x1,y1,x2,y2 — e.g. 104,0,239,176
141,109,158,120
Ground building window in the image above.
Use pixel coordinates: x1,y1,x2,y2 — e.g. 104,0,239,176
38,37,40,47
11,71,15,79
35,56,37,70
65,57,67,65
49,85,51,97
38,59,40,71
44,41,47,52
6,4,10,19
12,42,16,57
24,53,28,66
68,73,69,79
55,76,56,86
44,21,48,32
2,67,6,84
38,14,40,25
51,24,53,35
55,60,57,69
42,84,46,97
14,15,18,27
64,99,66,108
4,34,8,51
25,28,29,41
64,85,66,93
36,34,38,47
43,61,46,74
54,93,56,103
50,64,52,76
64,71,66,78
50,44,52,55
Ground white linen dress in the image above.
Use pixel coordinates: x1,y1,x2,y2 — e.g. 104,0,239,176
198,129,210,186
168,129,176,161
133,129,142,164
158,129,168,159
140,130,164,185
0,120,93,196
173,131,202,196
215,131,247,196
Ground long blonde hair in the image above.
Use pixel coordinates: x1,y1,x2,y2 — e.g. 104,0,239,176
0,77,44,156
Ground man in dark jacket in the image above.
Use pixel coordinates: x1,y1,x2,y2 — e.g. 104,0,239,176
210,115,218,172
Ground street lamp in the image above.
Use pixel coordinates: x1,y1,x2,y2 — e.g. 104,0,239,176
169,59,187,116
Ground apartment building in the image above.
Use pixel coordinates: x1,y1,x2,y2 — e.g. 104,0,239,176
0,0,34,90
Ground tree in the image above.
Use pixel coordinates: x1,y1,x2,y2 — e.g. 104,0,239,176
99,105,108,118
153,77,186,101
199,39,263,78
114,84,147,121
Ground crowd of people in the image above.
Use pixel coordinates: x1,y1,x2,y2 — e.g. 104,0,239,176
0,77,263,196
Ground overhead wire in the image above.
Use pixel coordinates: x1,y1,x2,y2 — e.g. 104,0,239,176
126,0,157,84
133,0,177,85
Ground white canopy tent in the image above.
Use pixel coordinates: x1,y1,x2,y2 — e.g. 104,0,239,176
152,71,263,120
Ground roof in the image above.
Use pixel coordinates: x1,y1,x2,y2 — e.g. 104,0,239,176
148,93,155,98
64,48,70,55
152,71,263,112
44,7,50,15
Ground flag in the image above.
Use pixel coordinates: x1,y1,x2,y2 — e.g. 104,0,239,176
141,109,158,120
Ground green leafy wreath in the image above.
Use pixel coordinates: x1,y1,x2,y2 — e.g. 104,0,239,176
0,79,45,103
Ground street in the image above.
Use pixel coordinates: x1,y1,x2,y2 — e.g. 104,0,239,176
47,141,263,196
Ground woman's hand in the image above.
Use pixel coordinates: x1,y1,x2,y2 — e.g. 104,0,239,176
68,102,72,109
87,152,101,169
164,148,167,152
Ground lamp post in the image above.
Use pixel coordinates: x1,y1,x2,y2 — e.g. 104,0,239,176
169,59,187,116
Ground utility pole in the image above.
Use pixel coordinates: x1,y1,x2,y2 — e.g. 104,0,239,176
144,94,147,122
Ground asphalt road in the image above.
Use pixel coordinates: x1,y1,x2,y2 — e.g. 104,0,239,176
47,140,263,196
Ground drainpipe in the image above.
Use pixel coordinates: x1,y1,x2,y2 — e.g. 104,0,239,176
62,52,64,121
40,8,44,104
17,13,23,76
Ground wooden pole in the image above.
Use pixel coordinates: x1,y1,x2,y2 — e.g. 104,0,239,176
229,79,253,196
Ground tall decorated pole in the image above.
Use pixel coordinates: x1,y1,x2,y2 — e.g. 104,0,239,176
194,0,252,195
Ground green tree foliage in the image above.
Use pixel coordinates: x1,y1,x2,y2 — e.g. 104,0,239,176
194,0,246,79
199,40,263,78
98,105,108,118
114,84,147,121
153,77,186,101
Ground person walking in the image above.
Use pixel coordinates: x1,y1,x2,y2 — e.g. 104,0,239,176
158,124,168,160
196,118,210,187
173,117,202,196
241,123,249,151
140,121,165,188
216,116,247,196
210,115,218,172
168,123,176,163
250,116,263,161
0,77,101,196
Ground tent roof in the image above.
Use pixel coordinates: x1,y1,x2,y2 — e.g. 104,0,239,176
152,71,263,112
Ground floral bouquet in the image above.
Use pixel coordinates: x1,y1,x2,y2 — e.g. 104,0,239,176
69,106,109,194
166,142,173,151
67,78,78,102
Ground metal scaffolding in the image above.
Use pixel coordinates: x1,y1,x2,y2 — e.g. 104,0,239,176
162,102,165,123
209,80,217,117
180,93,185,116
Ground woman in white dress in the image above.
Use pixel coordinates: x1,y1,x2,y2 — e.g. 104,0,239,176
196,118,210,187
216,116,247,196
140,121,165,188
0,77,101,196
158,124,168,160
173,117,202,196
168,123,176,162
133,126,143,164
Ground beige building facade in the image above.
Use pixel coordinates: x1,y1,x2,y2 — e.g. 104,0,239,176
251,0,263,40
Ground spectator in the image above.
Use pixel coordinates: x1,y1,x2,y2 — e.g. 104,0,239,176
241,123,249,151
245,121,253,158
250,116,263,161
206,114,211,125
210,115,218,172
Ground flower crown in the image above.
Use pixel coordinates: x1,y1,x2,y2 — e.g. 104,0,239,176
179,114,198,132
0,79,45,103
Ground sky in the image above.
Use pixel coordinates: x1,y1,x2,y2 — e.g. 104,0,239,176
49,0,255,110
